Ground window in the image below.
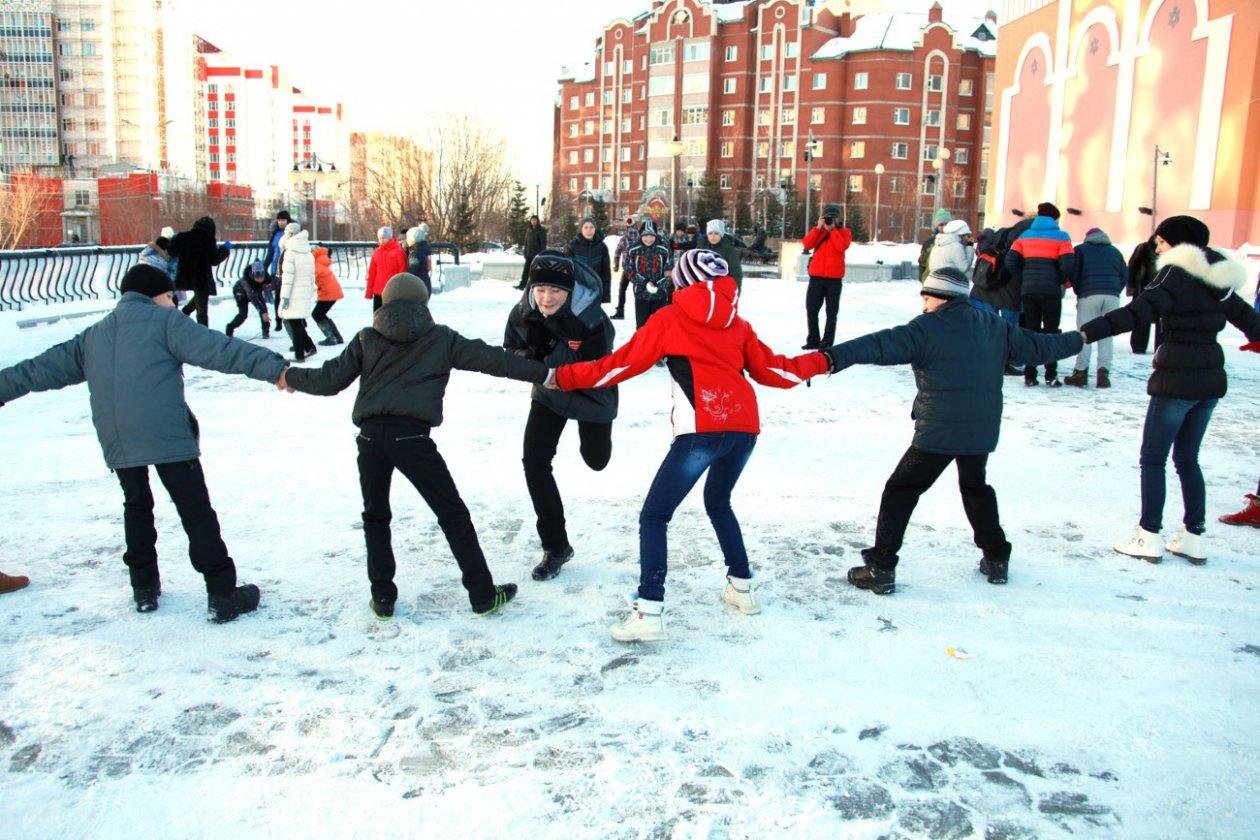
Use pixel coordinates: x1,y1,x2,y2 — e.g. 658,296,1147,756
639,116,646,130
86,118,101,131
686,138,706,156
891,142,909,159
756,109,770,126
583,149,594,163
955,148,969,165
61,118,75,132
603,148,612,162
760,44,774,60
683,106,708,125
603,91,613,105
650,45,674,65
781,109,795,124
721,141,734,158
893,107,910,125
812,73,827,90
757,141,769,158
603,119,613,134
639,145,645,159
851,107,867,125
896,72,912,90
780,140,794,158
811,106,825,124
623,89,632,103
208,84,218,94
648,76,672,96
585,92,594,106
759,77,772,93
682,73,707,94
725,46,737,62
621,146,631,161
569,124,578,138
723,77,736,94
56,17,70,32
569,178,578,191
640,85,646,100
604,62,614,77
849,141,865,159
719,174,731,189
624,60,633,74
785,42,799,58
722,109,735,127
621,175,631,190
922,175,936,195
979,177,988,197
956,113,971,131
888,176,903,194
58,42,74,56
848,175,864,193
809,173,822,189
82,42,97,57
959,79,973,96
227,153,236,164
568,151,578,165
584,177,593,189
985,73,994,111
812,141,824,158
59,69,73,82
924,109,941,127
584,120,594,134
783,76,797,92
622,117,632,132
569,96,578,110
923,143,939,161
853,72,868,90
649,108,672,127
928,74,943,92
953,180,966,198
684,41,710,62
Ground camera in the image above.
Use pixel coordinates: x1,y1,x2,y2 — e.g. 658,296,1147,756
823,214,838,226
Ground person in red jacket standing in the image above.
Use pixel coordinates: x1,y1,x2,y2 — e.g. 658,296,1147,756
364,227,407,312
548,249,830,642
801,203,854,349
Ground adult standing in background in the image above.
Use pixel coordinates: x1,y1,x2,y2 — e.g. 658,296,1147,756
801,203,853,349
365,226,407,312
611,215,640,318
1064,227,1127,389
569,217,611,304
517,215,548,291
264,210,291,324
1127,237,1160,353
168,216,231,327
1004,202,1074,387
918,209,951,282
406,225,433,294
279,223,318,362
927,219,975,276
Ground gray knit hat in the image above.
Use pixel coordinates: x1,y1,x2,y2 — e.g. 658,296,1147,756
706,219,726,236
922,266,970,300
381,272,430,305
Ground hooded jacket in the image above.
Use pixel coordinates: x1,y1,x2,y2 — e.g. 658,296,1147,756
365,238,408,299
1004,215,1074,297
313,247,345,302
624,238,675,301
167,217,229,296
279,229,316,319
556,276,829,436
233,264,271,314
504,260,618,423
285,298,546,427
802,224,853,280
1081,244,1260,399
613,225,640,269
568,231,612,300
0,293,286,469
927,222,974,276
705,234,745,289
1071,230,1127,298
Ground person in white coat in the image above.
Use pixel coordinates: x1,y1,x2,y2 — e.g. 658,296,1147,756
279,223,318,361
928,220,975,276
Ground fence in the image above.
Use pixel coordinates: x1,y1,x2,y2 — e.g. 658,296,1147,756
0,241,461,311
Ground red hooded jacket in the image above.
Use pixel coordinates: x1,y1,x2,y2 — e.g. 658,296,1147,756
802,225,853,280
556,276,829,435
364,238,407,299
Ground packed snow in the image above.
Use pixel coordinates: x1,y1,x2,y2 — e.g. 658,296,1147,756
1,275,1257,838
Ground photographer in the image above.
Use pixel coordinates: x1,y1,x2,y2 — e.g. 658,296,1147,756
801,203,853,349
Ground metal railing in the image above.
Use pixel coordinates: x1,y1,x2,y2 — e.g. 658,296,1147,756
0,241,461,311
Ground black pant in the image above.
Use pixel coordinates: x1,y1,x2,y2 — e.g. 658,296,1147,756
356,417,495,605
870,447,1010,568
1130,319,1162,354
114,459,236,597
805,276,843,347
635,296,669,329
372,295,383,312
284,319,316,357
522,400,613,552
616,274,631,313
181,292,210,326
1021,293,1062,381
227,296,269,336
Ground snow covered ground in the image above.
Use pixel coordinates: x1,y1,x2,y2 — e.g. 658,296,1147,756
1,276,1257,838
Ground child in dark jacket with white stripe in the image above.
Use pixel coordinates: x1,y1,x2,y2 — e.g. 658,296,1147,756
226,260,274,338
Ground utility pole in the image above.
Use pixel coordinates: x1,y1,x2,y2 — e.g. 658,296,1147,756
1151,145,1171,234
803,132,820,232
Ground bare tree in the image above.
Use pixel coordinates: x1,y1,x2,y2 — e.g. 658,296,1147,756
421,112,514,245
359,133,431,234
0,172,57,249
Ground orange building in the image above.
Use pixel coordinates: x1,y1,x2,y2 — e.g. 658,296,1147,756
988,0,1260,248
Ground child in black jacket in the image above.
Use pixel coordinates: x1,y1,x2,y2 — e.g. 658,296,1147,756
226,260,274,338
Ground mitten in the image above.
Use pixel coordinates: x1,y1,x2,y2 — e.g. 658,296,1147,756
1241,341,1260,353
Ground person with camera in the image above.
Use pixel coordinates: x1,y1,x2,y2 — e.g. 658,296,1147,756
801,204,853,349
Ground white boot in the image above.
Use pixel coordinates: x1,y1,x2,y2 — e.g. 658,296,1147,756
1166,529,1207,565
610,598,665,642
721,575,761,615
1114,525,1164,562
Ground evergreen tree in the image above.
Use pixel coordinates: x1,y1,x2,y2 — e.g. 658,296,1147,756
560,208,579,243
844,200,870,242
589,198,610,235
451,200,477,251
506,181,530,249
692,174,726,234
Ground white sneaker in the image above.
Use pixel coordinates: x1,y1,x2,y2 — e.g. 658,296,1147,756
1115,525,1164,563
721,576,761,615
610,598,665,642
1166,529,1207,565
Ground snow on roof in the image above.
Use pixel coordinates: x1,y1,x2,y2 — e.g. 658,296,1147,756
812,11,996,61
715,1,754,23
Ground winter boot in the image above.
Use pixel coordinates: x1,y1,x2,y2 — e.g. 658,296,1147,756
370,598,395,620
532,546,573,581
1096,368,1111,389
315,318,344,346
1063,369,1088,388
610,598,666,642
225,324,235,338
1004,364,1024,377
1219,494,1260,528
978,556,1009,585
208,584,261,624
1114,525,1163,563
721,575,761,615
1024,375,1039,387
1165,529,1207,565
133,582,161,613
472,583,517,615
1046,376,1063,387
0,572,31,594
612,308,625,320
849,549,896,594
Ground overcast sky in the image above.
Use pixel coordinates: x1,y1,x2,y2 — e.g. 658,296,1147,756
193,0,999,191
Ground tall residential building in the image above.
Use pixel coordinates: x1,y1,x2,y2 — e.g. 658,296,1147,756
291,89,347,170
553,0,996,239
0,1,58,172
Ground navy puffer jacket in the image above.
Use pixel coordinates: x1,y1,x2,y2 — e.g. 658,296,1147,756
1071,230,1127,298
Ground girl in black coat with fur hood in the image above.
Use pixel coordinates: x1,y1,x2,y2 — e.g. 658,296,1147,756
1081,216,1260,565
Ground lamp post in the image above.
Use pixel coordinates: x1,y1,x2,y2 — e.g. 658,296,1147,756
778,179,789,239
686,172,694,224
803,132,820,231
290,154,337,240
666,136,685,234
1150,145,1172,234
930,147,951,222
873,163,885,243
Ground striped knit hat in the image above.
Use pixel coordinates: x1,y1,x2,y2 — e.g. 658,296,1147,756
921,266,970,300
672,248,730,288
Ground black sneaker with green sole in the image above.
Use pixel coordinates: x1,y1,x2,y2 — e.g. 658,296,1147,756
371,599,395,620
472,583,517,615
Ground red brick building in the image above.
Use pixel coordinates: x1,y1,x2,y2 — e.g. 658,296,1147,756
553,0,997,240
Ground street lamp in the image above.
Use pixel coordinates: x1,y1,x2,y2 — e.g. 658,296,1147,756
932,148,952,221
803,133,821,231
666,136,685,234
1149,145,1172,234
778,179,789,239
686,172,695,224
873,163,885,243
290,154,338,240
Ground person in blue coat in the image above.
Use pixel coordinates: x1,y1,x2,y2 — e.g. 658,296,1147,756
822,267,1084,594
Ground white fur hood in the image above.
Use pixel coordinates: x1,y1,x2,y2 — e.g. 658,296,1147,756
1157,243,1248,292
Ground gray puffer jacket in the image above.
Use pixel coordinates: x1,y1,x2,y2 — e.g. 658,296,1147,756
286,298,546,426
0,292,288,469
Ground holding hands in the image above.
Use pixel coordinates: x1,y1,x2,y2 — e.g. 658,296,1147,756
276,368,294,393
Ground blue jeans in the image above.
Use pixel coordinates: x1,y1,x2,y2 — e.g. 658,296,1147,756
638,432,757,601
1139,397,1218,535
973,299,1019,327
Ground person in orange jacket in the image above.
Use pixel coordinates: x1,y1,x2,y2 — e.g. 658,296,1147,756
801,203,853,349
365,226,407,311
0,571,29,594
312,245,345,345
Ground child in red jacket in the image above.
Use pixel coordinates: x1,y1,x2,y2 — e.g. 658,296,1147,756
365,227,408,311
548,249,829,642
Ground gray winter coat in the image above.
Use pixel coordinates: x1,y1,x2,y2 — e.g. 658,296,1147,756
0,293,288,469
285,298,546,427
825,297,1084,455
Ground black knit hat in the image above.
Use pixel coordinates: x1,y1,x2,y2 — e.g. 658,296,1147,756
528,250,577,293
1036,202,1060,220
1154,215,1210,249
121,264,175,298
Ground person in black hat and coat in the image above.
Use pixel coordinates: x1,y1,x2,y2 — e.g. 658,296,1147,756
168,216,232,327
569,217,611,303
504,250,618,580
